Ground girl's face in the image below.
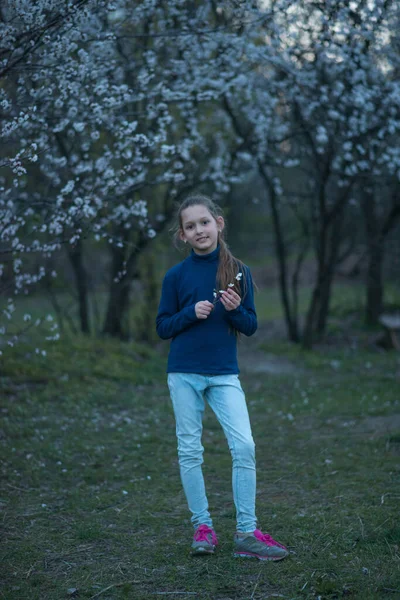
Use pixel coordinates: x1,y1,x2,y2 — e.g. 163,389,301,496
180,204,224,255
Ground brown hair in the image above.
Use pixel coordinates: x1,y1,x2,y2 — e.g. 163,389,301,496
172,194,248,300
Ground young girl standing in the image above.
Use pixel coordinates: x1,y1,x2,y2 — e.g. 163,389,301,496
156,195,288,561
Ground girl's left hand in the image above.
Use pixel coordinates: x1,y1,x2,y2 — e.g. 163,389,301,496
220,288,241,311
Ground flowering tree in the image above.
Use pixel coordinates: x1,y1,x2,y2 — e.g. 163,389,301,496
224,0,400,347
0,0,275,346
288,0,400,344
4,0,397,351
0,1,95,349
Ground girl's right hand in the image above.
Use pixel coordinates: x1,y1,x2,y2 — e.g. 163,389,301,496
195,300,214,319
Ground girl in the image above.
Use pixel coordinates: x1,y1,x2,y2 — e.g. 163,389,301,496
156,195,288,561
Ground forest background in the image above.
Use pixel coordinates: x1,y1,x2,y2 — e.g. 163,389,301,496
1,0,400,350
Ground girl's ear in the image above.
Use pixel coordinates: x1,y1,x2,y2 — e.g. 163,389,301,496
179,229,186,242
216,216,225,232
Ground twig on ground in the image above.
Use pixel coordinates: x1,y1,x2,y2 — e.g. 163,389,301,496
153,594,198,596
381,493,400,505
373,517,390,531
26,564,35,578
7,483,29,492
251,569,262,599
358,516,365,539
90,580,140,598
114,502,132,513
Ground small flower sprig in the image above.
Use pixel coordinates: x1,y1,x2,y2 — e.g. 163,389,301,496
213,271,242,305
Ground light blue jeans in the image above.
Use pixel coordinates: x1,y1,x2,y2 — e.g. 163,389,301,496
167,372,257,532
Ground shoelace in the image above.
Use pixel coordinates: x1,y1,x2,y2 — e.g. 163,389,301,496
194,525,214,542
254,530,286,549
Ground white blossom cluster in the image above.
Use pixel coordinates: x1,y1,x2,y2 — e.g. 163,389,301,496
240,1,400,195
213,272,243,304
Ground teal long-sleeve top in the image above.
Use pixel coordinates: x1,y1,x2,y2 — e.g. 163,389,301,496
156,246,257,374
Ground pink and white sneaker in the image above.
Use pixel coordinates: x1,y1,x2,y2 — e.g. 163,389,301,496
233,529,288,561
191,524,218,555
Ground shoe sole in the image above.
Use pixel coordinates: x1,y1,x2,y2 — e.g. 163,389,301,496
233,551,288,561
191,546,216,555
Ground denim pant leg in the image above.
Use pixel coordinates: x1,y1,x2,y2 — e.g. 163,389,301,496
167,373,213,529
205,375,257,533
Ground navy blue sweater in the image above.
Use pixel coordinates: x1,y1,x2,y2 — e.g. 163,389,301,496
156,246,257,374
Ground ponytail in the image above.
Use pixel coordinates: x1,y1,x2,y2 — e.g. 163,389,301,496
217,237,248,301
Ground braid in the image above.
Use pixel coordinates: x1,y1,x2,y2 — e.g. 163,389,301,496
217,237,247,300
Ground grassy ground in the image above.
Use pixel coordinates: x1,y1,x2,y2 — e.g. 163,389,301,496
1,326,400,599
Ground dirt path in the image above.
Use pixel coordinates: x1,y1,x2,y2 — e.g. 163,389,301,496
237,325,302,375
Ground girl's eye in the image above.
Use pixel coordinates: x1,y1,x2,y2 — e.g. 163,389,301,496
202,220,209,225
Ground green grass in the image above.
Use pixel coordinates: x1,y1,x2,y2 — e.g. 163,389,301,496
1,331,400,599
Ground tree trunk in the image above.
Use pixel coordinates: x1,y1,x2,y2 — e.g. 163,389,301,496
67,238,91,334
102,239,132,339
102,279,131,338
316,211,343,334
302,204,327,350
365,242,384,325
135,252,159,343
302,180,352,348
316,276,332,335
303,236,341,347
259,165,300,342
302,278,321,349
362,189,383,326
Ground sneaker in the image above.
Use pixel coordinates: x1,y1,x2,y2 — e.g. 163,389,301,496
191,524,218,555
233,529,288,561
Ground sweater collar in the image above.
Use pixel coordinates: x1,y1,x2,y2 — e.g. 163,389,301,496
190,245,220,263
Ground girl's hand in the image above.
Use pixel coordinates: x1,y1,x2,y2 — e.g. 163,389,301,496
195,300,214,319
220,288,241,311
